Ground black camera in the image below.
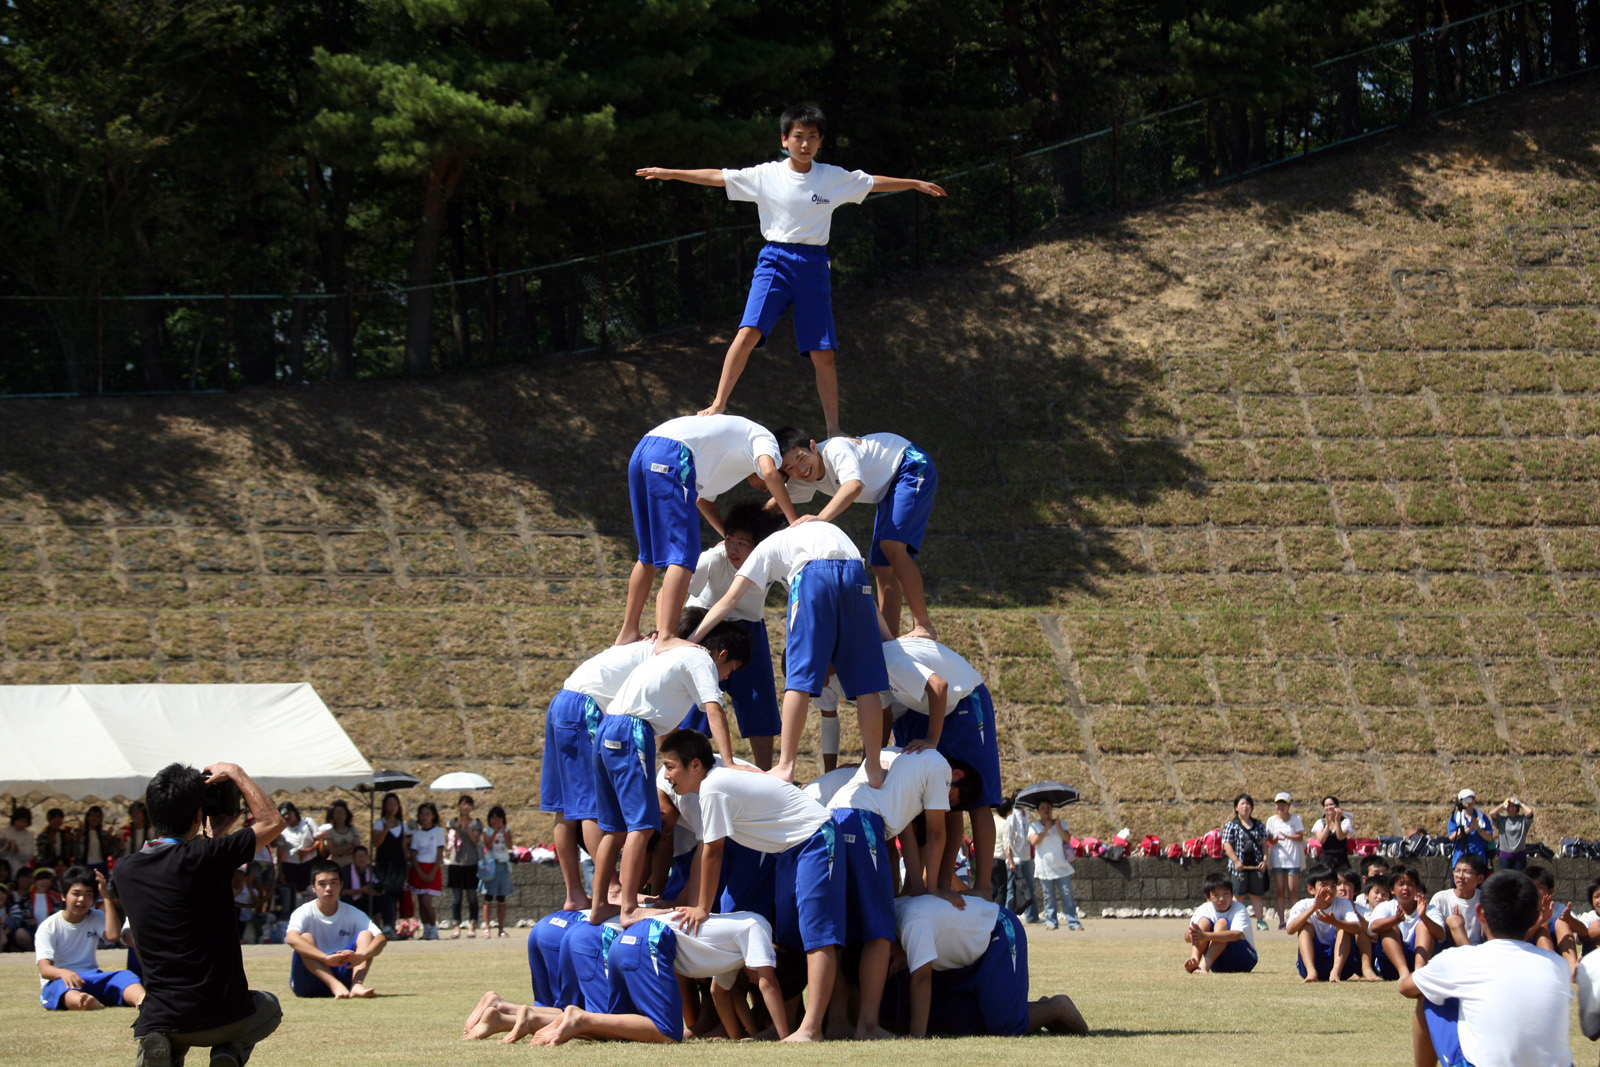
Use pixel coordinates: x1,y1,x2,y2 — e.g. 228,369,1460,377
201,771,243,821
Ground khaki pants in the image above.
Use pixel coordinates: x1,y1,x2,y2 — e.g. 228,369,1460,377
134,991,281,1066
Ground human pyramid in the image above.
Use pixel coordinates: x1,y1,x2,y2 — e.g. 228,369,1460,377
461,104,1089,1047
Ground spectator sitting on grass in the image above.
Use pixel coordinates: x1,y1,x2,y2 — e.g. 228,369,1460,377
1524,865,1580,978
1355,856,1388,907
286,859,387,999
342,846,380,915
1184,871,1258,974
29,867,60,925
1369,868,1427,981
1418,854,1488,963
1338,870,1381,981
1286,863,1365,982
34,866,145,1011
3,868,37,953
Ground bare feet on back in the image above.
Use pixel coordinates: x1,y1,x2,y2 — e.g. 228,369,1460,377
698,403,727,418
615,629,642,647
766,764,796,784
1183,957,1201,973
350,984,376,998
853,1025,896,1041
562,894,592,912
588,902,621,924
905,622,937,642
619,907,670,929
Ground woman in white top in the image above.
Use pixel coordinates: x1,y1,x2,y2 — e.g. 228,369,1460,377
276,802,321,919
371,793,411,935
407,802,446,940
1265,792,1306,930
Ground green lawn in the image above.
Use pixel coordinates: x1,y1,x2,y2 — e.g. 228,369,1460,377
3,919,1589,1066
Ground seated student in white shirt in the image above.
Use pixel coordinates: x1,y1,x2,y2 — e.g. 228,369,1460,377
1369,867,1428,981
1401,871,1572,1067
1418,853,1488,965
1184,872,1257,974
1570,876,1600,956
35,867,145,1011
285,860,387,999
1286,863,1367,982
1524,865,1582,979
1338,869,1382,981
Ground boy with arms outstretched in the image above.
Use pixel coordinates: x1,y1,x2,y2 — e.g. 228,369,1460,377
779,428,940,640
1183,872,1258,974
637,105,946,439
1286,863,1366,982
687,518,889,787
618,413,797,651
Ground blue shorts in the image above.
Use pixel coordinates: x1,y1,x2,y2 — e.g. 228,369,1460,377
897,684,1002,808
718,840,777,922
629,435,698,569
593,715,661,834
785,558,889,699
560,920,623,1013
775,822,845,952
929,909,1029,1037
1424,998,1472,1067
529,909,585,1007
541,689,603,820
40,968,140,1009
608,921,684,1041
869,445,937,566
1209,939,1258,973
289,936,358,999
681,623,780,739
662,850,695,903
1297,938,1360,981
834,810,896,943
1373,932,1416,981
739,242,835,355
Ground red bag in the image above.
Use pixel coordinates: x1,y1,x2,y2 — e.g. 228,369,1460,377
1182,837,1206,858
1306,837,1323,857
1165,842,1183,859
1202,828,1225,859
1138,834,1163,857
1069,837,1083,853
1080,836,1104,857
1351,837,1381,857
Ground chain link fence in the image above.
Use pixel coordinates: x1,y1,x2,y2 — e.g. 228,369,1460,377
3,0,1595,396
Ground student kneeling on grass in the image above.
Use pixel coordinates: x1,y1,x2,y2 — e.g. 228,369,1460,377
1184,872,1258,974
1401,870,1571,1067
286,860,387,999
35,866,145,1011
1286,863,1366,982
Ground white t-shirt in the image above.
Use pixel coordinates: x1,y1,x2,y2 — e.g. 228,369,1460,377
279,818,319,861
896,895,998,972
737,521,862,590
563,640,655,707
287,900,382,954
697,767,829,854
1310,815,1353,843
1005,808,1032,859
1191,899,1256,949
1411,939,1572,1067
1264,814,1305,869
373,817,407,841
1579,950,1600,1042
649,415,780,501
606,645,725,737
34,909,105,988
722,160,875,245
410,824,446,864
688,544,768,622
0,825,36,868
829,748,951,837
1287,896,1360,946
657,756,758,844
664,912,777,988
1030,820,1075,879
1369,898,1423,943
801,765,860,807
784,433,912,505
1426,888,1484,945
882,638,983,714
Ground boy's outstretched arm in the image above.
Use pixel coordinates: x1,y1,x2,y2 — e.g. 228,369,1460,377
688,577,757,643
870,176,947,197
757,457,799,524
637,167,726,187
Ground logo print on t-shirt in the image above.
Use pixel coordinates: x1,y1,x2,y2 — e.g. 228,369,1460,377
811,193,830,204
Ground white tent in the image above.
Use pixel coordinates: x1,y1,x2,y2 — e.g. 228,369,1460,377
0,684,373,800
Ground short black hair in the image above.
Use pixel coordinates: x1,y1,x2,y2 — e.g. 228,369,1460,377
416,801,439,824
774,426,814,457
1363,877,1387,895
1362,856,1389,874
1201,871,1232,897
486,805,507,825
1587,876,1600,904
660,728,714,773
309,859,343,885
9,807,29,826
1338,869,1361,890
353,845,369,856
1524,865,1555,891
948,759,983,811
1479,870,1540,939
995,796,1015,819
145,762,207,838
1233,792,1254,809
701,621,752,669
1320,795,1339,808
1305,862,1336,888
1454,853,1488,876
677,605,708,640
722,501,780,545
780,104,826,139
46,808,64,820
60,865,97,894
1392,865,1425,894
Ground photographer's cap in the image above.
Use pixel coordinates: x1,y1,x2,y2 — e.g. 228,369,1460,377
1505,796,1522,808
1457,788,1476,802
1273,792,1292,803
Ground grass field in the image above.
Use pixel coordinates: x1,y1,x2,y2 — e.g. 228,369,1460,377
9,918,1587,1066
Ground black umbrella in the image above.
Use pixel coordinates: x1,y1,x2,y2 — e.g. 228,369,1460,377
353,770,420,831
1015,780,1081,809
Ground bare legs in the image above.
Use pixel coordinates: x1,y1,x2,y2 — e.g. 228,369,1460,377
553,817,601,911
618,563,693,646
700,331,841,440
874,542,934,641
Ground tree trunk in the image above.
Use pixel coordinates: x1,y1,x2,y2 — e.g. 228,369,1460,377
446,195,472,367
138,297,169,391
1410,0,1432,119
1550,0,1578,72
403,152,466,376
1335,58,1362,139
320,166,354,380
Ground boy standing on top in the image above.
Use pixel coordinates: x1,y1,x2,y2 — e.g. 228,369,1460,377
636,105,947,439
777,428,939,640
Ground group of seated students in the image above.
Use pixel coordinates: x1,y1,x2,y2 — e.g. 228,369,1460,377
463,728,1088,1045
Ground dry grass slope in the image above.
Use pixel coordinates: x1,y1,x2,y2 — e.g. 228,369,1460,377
2,75,1599,846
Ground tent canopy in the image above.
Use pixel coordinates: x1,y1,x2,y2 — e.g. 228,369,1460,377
0,684,373,801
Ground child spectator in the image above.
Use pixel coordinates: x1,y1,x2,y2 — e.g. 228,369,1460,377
1369,868,1426,981
1490,797,1534,872
1028,801,1082,931
80,806,118,875
3,807,38,872
370,793,410,935
777,429,941,640
1525,865,1580,976
29,867,61,925
1338,870,1381,981
232,869,262,944
319,801,360,870
274,802,319,920
286,860,387,999
1220,793,1269,929
1419,854,1489,961
636,104,947,439
1570,876,1600,954
445,795,482,938
1265,792,1304,930
407,802,446,940
1286,863,1365,982
1446,788,1494,868
1401,872,1571,1067
121,802,153,855
1184,871,1258,973
341,846,379,915
35,808,77,871
1355,856,1389,907
1310,796,1352,871
34,866,145,1011
478,805,514,937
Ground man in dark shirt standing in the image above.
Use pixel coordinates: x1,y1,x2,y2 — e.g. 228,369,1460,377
115,762,285,1067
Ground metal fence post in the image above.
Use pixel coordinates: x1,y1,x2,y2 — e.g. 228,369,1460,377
1007,144,1017,242
597,234,608,352
1111,113,1121,209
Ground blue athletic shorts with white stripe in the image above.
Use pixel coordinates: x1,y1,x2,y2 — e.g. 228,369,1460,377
629,435,698,569
739,242,835,355
40,968,140,1009
930,908,1029,1036
593,715,661,835
834,809,896,943
775,822,845,952
540,688,603,820
897,684,1002,808
608,920,684,1041
528,909,585,1007
560,920,622,1012
869,444,937,566
785,558,889,700
718,840,777,923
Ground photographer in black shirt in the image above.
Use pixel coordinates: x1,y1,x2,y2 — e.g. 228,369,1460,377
114,763,285,1067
